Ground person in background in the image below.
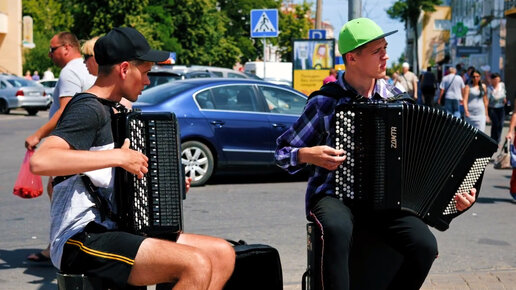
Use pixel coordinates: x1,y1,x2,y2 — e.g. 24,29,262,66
32,71,40,81
25,32,96,263
420,66,437,107
463,69,488,132
43,68,55,80
438,67,465,118
395,62,418,100
487,73,506,144
505,98,516,202
323,68,338,84
82,36,132,109
24,70,32,80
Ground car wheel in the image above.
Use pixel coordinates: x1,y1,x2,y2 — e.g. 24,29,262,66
0,100,9,114
26,108,38,116
181,141,214,187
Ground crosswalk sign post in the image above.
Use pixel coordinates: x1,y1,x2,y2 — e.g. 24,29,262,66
250,9,279,80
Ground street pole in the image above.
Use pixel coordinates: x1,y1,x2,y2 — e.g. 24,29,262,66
349,0,361,20
263,38,267,79
315,0,322,29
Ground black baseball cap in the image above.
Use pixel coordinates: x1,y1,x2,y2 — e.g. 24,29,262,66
94,27,169,65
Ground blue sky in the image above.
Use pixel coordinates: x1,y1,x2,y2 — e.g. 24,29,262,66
291,0,407,67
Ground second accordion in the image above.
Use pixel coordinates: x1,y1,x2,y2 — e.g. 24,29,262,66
334,102,497,231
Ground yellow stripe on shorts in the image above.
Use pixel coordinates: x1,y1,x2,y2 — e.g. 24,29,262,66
66,239,135,265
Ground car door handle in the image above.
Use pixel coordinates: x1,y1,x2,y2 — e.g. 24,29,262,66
210,120,225,127
272,123,286,128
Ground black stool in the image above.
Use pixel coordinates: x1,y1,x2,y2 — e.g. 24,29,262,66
302,222,404,290
56,272,146,290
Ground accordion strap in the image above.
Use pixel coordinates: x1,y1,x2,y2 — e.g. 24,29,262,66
80,174,118,223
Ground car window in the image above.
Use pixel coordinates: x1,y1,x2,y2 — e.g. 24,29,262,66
137,82,197,105
211,71,223,77
195,90,215,109
187,71,212,78
7,78,31,87
227,72,246,79
147,73,182,90
0,80,7,89
210,85,258,112
259,86,306,115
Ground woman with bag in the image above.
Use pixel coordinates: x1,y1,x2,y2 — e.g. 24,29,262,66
487,73,507,144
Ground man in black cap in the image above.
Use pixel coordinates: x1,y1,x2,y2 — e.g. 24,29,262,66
31,27,235,289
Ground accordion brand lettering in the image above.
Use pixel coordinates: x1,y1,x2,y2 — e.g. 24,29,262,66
390,126,398,148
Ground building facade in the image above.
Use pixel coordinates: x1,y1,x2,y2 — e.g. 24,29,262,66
411,0,506,86
0,1,22,76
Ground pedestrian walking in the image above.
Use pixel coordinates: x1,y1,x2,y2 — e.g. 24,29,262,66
463,69,488,132
438,67,465,118
420,66,437,107
395,62,418,100
487,72,507,144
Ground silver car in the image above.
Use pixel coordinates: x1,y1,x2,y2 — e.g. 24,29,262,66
0,74,51,115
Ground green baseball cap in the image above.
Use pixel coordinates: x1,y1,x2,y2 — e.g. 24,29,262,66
338,18,397,55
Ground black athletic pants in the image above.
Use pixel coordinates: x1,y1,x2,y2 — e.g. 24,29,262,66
309,195,438,290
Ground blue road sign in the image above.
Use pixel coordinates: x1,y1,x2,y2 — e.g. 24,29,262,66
250,9,279,38
309,29,326,39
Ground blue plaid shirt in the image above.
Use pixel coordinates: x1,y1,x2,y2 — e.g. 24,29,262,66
275,71,403,216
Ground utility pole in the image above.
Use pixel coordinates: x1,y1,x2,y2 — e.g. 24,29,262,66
349,0,361,20
315,0,322,29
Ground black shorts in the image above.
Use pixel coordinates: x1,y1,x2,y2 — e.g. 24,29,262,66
60,222,146,288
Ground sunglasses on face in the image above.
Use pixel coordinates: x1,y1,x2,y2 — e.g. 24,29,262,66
49,44,65,54
84,54,93,61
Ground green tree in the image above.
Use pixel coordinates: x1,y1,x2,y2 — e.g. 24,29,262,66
387,0,442,74
22,0,74,76
277,2,312,62
219,0,280,64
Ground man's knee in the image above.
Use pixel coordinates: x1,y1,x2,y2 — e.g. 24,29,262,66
181,249,213,285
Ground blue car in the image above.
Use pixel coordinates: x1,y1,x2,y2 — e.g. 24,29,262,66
133,78,307,186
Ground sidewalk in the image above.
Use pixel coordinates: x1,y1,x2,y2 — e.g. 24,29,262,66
282,269,516,289
421,269,516,289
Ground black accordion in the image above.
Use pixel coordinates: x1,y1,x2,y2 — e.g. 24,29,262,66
334,102,497,231
112,110,184,240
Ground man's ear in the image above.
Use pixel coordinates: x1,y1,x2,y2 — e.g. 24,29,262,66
119,61,130,79
345,52,355,64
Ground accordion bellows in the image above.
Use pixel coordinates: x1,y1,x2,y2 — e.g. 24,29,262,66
334,102,497,231
112,111,184,240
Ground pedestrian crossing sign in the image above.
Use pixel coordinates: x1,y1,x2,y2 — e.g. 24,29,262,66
250,9,279,38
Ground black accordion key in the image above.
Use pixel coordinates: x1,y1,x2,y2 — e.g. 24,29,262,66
112,111,184,240
334,102,497,231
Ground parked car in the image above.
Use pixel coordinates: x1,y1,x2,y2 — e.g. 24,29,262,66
0,74,51,115
133,78,307,186
145,65,255,90
38,78,58,97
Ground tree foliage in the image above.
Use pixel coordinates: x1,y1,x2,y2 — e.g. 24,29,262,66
22,0,74,75
387,0,441,74
277,2,312,62
22,0,313,74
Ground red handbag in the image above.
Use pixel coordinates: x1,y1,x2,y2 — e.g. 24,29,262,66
13,150,43,198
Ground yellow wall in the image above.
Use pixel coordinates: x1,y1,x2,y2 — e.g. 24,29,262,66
420,6,451,69
0,0,22,76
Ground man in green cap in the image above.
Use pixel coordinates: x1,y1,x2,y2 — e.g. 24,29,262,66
275,18,477,289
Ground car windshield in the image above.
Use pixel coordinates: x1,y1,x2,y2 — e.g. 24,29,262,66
138,82,197,105
7,78,35,87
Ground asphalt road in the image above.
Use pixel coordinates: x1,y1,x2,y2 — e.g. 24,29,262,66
0,109,515,289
